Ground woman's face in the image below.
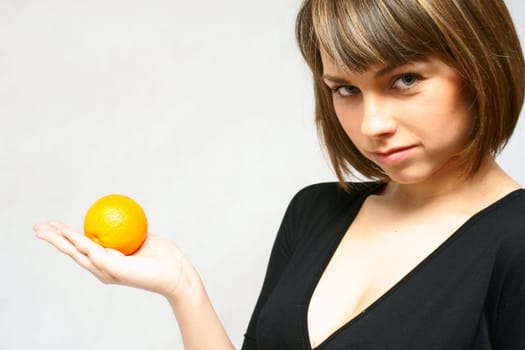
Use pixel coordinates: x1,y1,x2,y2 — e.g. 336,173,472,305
321,52,473,185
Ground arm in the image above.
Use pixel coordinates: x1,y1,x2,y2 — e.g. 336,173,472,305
241,223,294,349
241,186,309,349
33,220,234,350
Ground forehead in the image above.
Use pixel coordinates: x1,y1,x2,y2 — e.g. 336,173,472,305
320,50,341,73
320,50,459,85
310,0,439,73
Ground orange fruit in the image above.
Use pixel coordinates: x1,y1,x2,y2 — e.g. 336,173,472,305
83,194,148,255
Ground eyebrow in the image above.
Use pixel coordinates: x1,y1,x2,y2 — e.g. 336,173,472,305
322,64,401,85
322,60,422,84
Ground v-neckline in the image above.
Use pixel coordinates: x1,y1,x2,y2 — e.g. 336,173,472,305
304,184,524,350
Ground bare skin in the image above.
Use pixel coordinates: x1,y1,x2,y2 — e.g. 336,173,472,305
307,160,519,347
33,221,235,350
306,52,521,347
34,52,521,350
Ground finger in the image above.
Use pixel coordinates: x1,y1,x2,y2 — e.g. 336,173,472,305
50,222,125,260
34,221,104,276
47,221,129,283
92,248,128,283
33,221,60,240
34,221,67,245
51,221,107,258
48,221,96,256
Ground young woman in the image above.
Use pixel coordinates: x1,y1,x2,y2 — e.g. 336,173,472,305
34,0,525,349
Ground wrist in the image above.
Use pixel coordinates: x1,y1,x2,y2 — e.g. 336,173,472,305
164,264,207,308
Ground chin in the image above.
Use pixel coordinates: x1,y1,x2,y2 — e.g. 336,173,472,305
381,166,436,185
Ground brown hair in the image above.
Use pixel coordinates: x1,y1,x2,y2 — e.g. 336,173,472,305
296,0,525,190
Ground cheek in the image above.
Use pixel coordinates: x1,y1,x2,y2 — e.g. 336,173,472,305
333,103,362,139
423,76,473,141
411,101,473,150
411,81,472,127
439,94,472,132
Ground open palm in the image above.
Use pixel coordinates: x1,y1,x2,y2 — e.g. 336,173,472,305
34,221,198,299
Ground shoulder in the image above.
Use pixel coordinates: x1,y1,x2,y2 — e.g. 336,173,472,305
278,181,383,248
488,190,525,295
290,181,383,210
283,181,381,224
491,189,525,251
485,190,525,341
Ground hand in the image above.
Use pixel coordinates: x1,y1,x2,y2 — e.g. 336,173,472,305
33,220,201,300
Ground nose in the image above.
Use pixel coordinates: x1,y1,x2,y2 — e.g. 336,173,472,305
360,95,397,137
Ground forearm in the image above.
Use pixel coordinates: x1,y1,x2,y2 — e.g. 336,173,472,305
167,283,235,350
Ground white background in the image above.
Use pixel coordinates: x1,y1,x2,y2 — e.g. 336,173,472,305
1,1,524,349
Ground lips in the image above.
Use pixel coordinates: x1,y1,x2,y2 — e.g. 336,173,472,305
369,146,416,166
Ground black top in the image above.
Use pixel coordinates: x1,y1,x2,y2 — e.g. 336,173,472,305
241,182,525,350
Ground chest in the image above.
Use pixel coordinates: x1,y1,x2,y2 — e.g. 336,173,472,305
307,208,470,348
255,203,498,350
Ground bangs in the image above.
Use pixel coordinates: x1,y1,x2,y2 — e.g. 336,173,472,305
296,0,525,187
310,0,441,72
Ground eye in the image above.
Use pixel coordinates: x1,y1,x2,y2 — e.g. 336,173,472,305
392,73,419,89
331,85,359,98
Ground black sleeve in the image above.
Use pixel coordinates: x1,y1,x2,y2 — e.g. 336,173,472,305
491,228,525,350
240,191,300,350
240,182,367,349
